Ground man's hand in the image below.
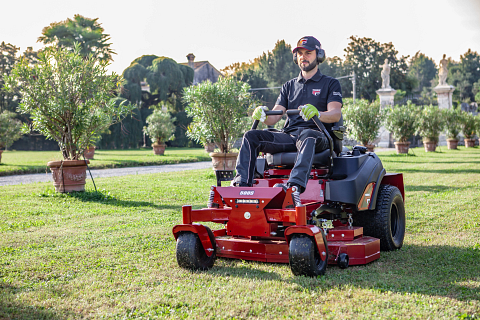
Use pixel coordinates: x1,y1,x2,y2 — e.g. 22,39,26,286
299,104,319,121
252,106,268,122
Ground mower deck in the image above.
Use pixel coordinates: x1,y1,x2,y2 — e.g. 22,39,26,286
207,226,380,265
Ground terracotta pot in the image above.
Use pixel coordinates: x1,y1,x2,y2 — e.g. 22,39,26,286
394,141,410,154
363,144,375,152
447,139,458,150
464,138,475,148
47,160,89,193
153,143,166,155
423,141,437,152
204,143,215,153
0,150,3,163
84,146,95,159
209,152,238,171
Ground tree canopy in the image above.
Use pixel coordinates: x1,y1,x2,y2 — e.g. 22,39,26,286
121,55,194,108
38,14,114,62
408,52,437,94
446,49,480,103
0,42,39,113
343,36,417,100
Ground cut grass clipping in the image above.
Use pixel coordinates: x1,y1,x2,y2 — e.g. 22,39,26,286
0,147,479,319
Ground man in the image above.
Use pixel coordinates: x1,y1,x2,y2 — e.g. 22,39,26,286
232,36,343,193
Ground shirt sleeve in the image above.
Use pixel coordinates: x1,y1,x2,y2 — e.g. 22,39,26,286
326,78,343,106
275,81,290,108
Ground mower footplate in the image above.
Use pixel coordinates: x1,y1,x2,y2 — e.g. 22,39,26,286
216,237,289,263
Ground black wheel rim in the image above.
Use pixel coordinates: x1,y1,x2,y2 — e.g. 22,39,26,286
390,202,399,237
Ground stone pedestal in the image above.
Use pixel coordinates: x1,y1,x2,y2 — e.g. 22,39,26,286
376,88,397,107
376,88,397,148
434,85,455,109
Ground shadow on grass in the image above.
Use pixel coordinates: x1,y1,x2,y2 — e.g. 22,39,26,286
399,168,480,174
287,243,480,301
405,185,464,193
209,258,283,280
0,283,69,319
41,190,181,211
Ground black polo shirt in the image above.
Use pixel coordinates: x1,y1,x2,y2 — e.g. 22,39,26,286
276,69,343,133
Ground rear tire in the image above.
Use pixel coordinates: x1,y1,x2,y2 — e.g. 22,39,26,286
289,232,328,277
355,185,405,251
176,227,216,270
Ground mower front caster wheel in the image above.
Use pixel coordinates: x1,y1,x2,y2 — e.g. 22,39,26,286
289,233,328,277
337,253,349,269
176,227,216,271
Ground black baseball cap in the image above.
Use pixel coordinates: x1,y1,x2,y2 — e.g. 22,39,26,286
292,36,321,53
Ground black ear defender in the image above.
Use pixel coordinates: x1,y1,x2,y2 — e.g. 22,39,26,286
292,36,326,64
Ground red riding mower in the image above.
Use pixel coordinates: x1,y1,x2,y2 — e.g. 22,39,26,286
173,110,405,276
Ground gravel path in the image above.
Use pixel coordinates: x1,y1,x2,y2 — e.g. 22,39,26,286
0,161,212,187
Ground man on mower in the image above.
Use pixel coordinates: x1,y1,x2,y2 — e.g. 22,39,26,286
232,36,343,193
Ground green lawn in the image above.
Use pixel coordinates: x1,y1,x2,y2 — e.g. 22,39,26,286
0,147,479,319
0,148,211,176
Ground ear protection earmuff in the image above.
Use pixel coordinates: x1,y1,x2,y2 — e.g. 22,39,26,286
293,48,326,64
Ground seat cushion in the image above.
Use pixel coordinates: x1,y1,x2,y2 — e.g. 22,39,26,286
266,149,331,167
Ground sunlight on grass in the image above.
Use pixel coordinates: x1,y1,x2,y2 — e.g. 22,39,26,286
0,148,211,176
0,147,479,319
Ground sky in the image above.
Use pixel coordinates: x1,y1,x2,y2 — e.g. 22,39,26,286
2,0,480,76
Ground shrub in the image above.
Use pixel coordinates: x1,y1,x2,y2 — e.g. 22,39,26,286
384,100,419,143
145,109,176,145
416,105,444,143
343,98,384,145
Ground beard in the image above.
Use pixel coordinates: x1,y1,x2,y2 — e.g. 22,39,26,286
299,59,317,72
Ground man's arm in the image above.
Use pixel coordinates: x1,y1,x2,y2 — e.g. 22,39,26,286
319,101,342,123
263,104,286,126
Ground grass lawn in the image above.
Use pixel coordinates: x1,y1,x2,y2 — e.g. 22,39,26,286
0,148,211,176
0,147,479,319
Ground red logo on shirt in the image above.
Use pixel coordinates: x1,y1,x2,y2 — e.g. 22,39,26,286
312,89,321,96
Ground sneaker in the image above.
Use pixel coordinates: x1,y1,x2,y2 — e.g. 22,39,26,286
273,183,287,192
231,180,251,187
287,182,305,194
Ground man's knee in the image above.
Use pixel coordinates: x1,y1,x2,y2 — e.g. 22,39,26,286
243,129,261,140
298,129,322,140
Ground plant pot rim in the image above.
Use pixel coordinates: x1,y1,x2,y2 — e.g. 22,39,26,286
447,138,459,142
394,141,411,145
47,159,90,167
152,143,166,147
209,152,238,157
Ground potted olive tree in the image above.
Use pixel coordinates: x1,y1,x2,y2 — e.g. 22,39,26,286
0,111,23,163
461,111,479,148
183,77,256,170
342,98,384,151
384,101,419,154
416,105,444,152
443,108,463,149
144,108,176,155
5,44,134,192
186,121,216,152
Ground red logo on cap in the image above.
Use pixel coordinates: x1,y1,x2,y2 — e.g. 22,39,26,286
300,38,308,45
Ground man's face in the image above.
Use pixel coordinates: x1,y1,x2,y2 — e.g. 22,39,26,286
297,48,317,72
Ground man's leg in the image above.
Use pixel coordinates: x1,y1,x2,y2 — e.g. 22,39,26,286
287,129,329,192
233,130,296,186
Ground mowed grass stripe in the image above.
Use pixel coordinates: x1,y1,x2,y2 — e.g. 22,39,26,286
0,148,479,319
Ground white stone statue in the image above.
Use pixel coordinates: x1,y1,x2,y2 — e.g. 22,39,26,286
439,54,448,86
381,59,391,89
